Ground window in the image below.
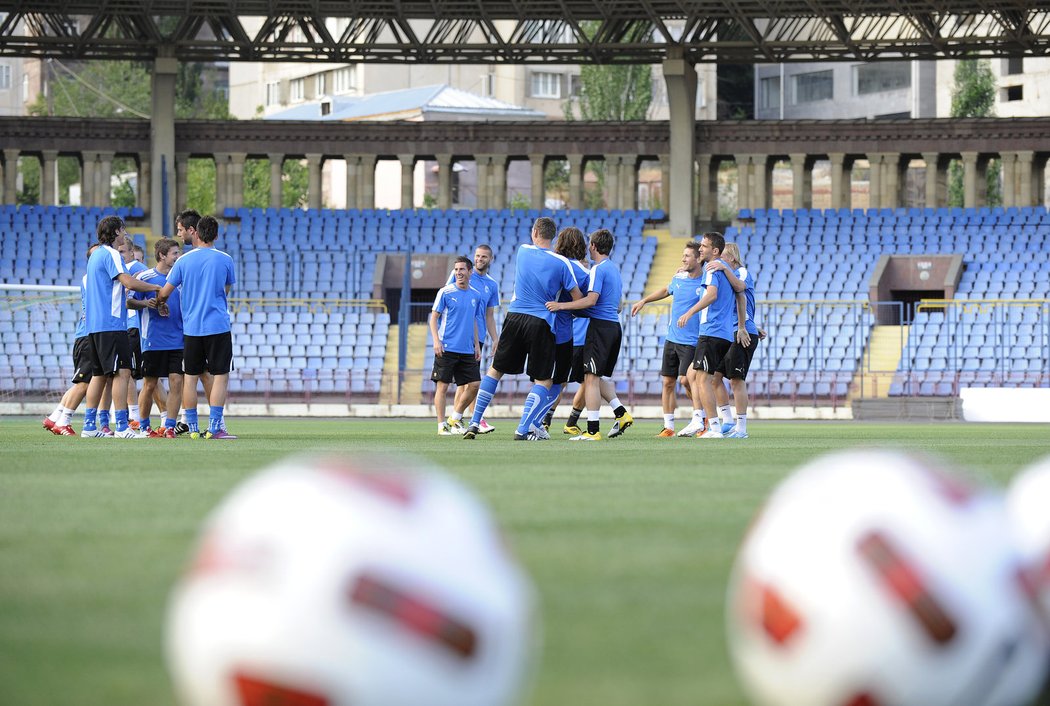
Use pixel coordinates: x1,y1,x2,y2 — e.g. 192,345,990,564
855,63,910,95
530,71,561,99
759,76,781,110
568,74,581,98
1005,57,1024,75
265,81,280,106
333,66,356,94
21,73,27,102
1003,85,1024,102
0,64,10,90
290,78,305,102
315,72,326,96
792,70,833,104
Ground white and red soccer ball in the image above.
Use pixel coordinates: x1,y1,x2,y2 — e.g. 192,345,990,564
166,454,536,706
1007,455,1050,622
726,449,1049,706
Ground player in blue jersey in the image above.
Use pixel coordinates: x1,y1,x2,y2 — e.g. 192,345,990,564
677,232,740,439
172,208,216,434
122,241,149,428
631,240,705,437
128,237,184,438
462,217,583,440
80,218,163,439
546,228,631,441
446,244,500,434
42,244,100,436
157,214,237,439
430,256,483,435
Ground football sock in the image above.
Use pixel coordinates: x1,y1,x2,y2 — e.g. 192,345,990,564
612,404,628,419
450,410,463,422
140,417,151,430
470,375,499,427
179,409,187,424
129,404,140,421
209,406,224,433
718,404,733,426
736,414,748,433
516,384,547,435
185,409,199,433
531,384,562,430
48,405,63,423
664,413,675,430
542,408,556,429
83,408,98,430
115,409,129,432
586,410,600,435
98,409,110,428
160,412,168,426
59,408,75,427
566,406,584,428
164,417,177,429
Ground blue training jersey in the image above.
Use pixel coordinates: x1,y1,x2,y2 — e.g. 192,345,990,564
84,244,129,334
432,284,482,355
697,268,736,342
667,272,704,344
736,265,760,336
125,260,147,330
555,260,590,345
506,244,579,332
448,269,500,345
134,268,184,351
586,259,623,323
74,275,88,339
166,247,236,337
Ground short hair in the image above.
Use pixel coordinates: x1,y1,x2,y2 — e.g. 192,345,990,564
475,244,493,256
176,209,201,232
197,215,219,244
532,217,556,242
722,242,744,267
554,227,586,261
96,215,125,246
702,231,725,255
589,228,614,256
683,241,701,258
454,255,473,270
132,243,145,257
155,237,180,260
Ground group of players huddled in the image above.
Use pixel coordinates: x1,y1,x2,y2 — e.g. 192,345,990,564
42,210,237,440
429,217,762,440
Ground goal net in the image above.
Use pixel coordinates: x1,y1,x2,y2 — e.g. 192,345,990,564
0,283,80,403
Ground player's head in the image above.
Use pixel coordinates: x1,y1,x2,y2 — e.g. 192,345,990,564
473,245,493,274
132,243,145,264
722,242,743,268
554,227,586,262
176,209,202,245
531,217,556,245
700,232,725,262
115,234,132,262
453,255,472,285
682,241,701,272
96,215,126,247
155,237,181,268
589,228,614,257
196,216,219,245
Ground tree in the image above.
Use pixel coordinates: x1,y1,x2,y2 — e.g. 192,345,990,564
947,59,999,206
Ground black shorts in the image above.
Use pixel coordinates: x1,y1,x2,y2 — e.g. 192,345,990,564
71,336,93,385
183,331,234,376
551,341,574,385
693,335,733,374
661,341,696,378
87,330,133,376
569,345,586,384
581,319,622,378
142,349,185,378
719,334,760,380
127,328,144,380
431,351,481,386
492,313,557,380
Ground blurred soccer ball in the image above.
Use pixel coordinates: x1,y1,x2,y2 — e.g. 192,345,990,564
166,454,536,706
726,449,1048,706
1007,455,1050,620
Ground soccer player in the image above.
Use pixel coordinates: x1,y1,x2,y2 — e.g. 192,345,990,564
122,240,149,428
677,232,737,439
128,237,184,438
42,244,99,436
172,208,215,434
462,217,582,440
631,241,704,437
546,228,629,441
447,244,499,434
80,218,163,439
157,214,237,439
430,256,483,435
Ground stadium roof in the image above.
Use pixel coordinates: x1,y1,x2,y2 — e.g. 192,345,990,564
264,84,547,122
0,2,1046,63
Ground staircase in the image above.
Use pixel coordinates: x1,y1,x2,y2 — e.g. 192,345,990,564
641,228,686,293
851,325,909,399
378,323,428,404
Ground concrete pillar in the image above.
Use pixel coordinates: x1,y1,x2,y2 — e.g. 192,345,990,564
789,153,810,210
620,154,637,210
2,149,17,205
735,154,751,212
396,154,414,210
975,156,989,208
434,153,453,210
753,155,769,211
361,155,376,209
696,154,715,222
81,151,98,206
214,153,229,215
567,154,584,210
137,152,151,214
1034,156,1049,208
922,152,940,209
268,153,283,209
475,155,490,210
41,150,58,206
882,153,900,209
662,48,697,237
344,154,363,210
0,154,5,205
150,53,177,236
828,153,846,210
605,155,621,210
659,156,671,213
1001,152,1018,207
961,152,978,209
1017,151,1035,207
868,154,883,211
229,152,246,210
491,154,507,209
96,150,115,207
175,153,189,211
306,153,324,210
529,154,545,210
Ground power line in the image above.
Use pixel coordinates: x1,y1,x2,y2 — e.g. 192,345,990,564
51,59,150,119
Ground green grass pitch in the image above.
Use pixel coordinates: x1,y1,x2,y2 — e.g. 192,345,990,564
2,418,1049,706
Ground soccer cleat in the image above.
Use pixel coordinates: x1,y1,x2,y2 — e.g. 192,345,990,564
698,428,724,439
608,411,634,438
148,427,167,438
42,417,56,432
676,419,703,437
162,427,176,439
569,431,602,441
174,421,190,435
563,424,582,436
128,419,141,431
81,428,109,438
462,424,480,440
52,425,76,436
114,427,148,439
99,426,115,437
529,425,551,440
655,428,676,438
720,421,735,434
478,419,496,434
513,432,531,441
725,429,750,439
205,429,238,440
438,422,454,436
447,418,465,433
